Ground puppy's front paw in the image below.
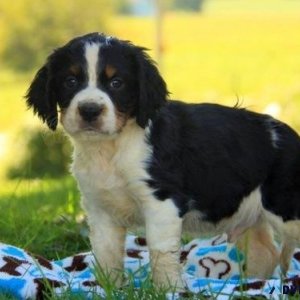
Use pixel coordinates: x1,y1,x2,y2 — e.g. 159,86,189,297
151,250,185,291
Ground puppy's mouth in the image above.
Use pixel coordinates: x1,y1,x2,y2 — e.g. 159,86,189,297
81,125,105,134
79,119,101,130
82,126,99,132
79,122,113,136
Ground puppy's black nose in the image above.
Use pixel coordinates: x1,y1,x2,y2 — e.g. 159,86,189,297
78,103,104,122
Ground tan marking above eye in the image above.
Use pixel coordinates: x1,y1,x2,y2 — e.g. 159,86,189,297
69,65,81,75
105,65,117,78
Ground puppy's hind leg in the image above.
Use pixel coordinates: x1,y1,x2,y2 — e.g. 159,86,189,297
236,218,279,279
280,242,296,275
280,220,300,275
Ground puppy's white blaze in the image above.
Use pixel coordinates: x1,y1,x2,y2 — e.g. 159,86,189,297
85,43,100,87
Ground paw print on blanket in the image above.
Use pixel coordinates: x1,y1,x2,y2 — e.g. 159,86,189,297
64,255,89,272
0,243,102,299
34,278,66,299
0,256,29,276
124,235,150,285
199,257,231,279
183,234,243,280
180,244,197,263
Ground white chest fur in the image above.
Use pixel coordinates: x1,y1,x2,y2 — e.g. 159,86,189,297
70,122,152,227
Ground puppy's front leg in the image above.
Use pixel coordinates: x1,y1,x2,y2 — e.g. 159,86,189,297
84,204,126,286
143,199,184,289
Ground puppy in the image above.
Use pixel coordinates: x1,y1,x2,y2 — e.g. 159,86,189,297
26,32,300,288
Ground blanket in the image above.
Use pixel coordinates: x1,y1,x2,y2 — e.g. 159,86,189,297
0,234,299,299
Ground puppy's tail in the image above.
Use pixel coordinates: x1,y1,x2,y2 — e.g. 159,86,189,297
265,211,300,275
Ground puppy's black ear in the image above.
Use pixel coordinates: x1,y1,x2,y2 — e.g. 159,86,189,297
25,65,58,130
136,48,168,128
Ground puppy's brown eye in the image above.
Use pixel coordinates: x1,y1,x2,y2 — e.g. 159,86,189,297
64,76,78,89
109,78,123,90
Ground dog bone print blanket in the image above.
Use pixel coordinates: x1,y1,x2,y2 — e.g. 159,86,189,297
0,234,299,299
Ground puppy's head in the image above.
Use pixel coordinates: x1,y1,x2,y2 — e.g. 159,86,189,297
26,33,168,139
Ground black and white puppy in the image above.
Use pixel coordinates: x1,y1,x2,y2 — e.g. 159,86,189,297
26,32,300,288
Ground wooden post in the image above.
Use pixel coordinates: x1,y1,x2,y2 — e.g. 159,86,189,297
154,0,163,68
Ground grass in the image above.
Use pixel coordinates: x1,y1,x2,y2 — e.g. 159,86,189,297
0,176,88,259
1,0,300,298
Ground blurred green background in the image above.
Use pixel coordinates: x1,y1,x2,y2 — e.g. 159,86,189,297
0,0,300,256
1,0,300,180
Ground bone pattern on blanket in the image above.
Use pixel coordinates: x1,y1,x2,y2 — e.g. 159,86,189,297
0,235,300,299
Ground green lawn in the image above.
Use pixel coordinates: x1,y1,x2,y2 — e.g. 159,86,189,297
0,176,88,259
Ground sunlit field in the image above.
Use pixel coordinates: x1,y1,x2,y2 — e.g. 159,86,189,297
111,2,300,117
2,1,300,132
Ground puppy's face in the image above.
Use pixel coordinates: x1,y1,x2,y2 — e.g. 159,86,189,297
26,33,168,140
56,39,138,139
